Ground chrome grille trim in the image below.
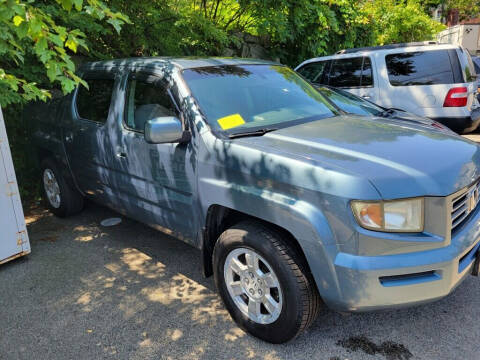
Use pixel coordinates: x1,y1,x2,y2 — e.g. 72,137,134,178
452,198,467,213
451,181,480,231
452,212,469,229
452,206,467,222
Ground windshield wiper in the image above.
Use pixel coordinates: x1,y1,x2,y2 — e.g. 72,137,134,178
228,128,278,139
376,108,396,118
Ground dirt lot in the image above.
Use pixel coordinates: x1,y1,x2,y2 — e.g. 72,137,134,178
1,201,479,360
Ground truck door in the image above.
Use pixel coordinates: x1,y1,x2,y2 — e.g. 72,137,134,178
105,70,196,243
64,71,119,206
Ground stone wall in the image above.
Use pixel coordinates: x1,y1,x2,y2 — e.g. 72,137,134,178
222,32,273,60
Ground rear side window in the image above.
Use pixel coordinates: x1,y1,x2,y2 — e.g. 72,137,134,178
361,57,373,86
459,48,478,83
76,78,115,123
386,50,456,86
124,75,177,133
297,61,329,84
328,57,373,88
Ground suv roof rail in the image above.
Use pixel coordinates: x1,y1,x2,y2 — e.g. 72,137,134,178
335,41,438,55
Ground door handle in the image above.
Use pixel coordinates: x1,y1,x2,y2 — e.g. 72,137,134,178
361,94,371,99
65,132,73,143
117,152,127,158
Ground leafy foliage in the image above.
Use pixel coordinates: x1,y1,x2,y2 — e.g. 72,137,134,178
363,0,446,45
238,0,376,65
446,0,480,22
0,0,129,107
419,0,480,23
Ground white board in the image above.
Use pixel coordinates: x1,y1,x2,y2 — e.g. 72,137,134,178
0,106,30,264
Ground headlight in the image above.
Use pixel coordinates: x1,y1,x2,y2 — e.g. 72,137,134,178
351,198,424,232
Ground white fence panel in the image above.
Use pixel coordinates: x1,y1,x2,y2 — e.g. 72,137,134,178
0,106,30,264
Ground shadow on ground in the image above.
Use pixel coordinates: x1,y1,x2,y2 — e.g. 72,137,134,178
1,202,479,360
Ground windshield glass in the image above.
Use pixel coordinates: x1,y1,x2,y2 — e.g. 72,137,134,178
318,86,383,116
182,64,338,134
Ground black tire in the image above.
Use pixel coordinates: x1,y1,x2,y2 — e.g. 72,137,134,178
213,220,321,343
40,158,84,217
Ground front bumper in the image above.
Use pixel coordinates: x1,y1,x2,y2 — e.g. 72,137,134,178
323,209,480,312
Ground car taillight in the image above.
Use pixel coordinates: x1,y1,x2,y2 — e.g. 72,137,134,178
443,87,468,107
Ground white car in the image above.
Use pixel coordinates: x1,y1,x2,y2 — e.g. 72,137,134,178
296,42,480,133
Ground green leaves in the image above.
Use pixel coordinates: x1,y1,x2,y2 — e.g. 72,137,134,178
0,0,129,107
362,0,445,45
0,68,51,106
106,17,122,33
13,15,24,26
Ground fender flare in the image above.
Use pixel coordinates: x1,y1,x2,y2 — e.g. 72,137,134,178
199,178,343,301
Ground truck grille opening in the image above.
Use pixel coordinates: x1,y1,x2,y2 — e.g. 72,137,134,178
458,241,480,273
451,182,480,232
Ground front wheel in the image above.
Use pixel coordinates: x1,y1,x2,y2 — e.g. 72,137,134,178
213,221,321,343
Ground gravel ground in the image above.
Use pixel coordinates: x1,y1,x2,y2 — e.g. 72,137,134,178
1,202,479,360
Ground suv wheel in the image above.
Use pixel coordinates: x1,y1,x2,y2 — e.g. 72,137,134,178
41,158,84,217
213,220,321,343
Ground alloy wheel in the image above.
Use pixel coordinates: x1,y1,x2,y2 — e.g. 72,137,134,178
43,168,61,209
224,247,283,324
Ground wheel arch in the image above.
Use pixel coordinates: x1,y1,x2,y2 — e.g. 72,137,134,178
37,145,81,195
201,204,325,292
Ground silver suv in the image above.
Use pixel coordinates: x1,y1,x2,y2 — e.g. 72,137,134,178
296,42,480,133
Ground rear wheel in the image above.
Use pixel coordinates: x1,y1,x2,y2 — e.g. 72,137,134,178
41,158,84,217
213,220,321,343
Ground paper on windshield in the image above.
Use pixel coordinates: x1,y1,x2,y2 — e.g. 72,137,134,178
217,113,245,130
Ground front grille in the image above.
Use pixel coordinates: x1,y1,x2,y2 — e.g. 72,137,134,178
451,182,480,231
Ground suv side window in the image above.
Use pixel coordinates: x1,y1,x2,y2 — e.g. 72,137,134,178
124,74,177,133
361,57,373,86
385,50,456,86
76,78,115,123
328,57,373,88
297,61,329,84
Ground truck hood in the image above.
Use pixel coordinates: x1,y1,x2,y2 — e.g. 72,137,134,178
235,115,480,198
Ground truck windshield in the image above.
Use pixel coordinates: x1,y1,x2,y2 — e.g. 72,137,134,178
182,64,338,135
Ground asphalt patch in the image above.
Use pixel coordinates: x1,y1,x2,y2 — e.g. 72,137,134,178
337,335,413,360
38,235,59,242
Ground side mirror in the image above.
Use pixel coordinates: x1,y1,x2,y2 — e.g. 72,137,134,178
144,117,191,144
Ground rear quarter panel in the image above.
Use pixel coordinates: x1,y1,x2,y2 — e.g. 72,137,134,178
25,96,73,179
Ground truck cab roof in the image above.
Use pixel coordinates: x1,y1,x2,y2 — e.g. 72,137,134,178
79,57,279,73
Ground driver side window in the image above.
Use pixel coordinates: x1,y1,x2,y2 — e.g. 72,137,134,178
124,75,177,133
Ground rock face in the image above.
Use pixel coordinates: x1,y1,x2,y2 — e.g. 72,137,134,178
223,32,272,60
241,41,269,59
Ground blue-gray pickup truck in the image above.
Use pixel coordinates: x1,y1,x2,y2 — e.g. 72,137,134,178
26,57,480,343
